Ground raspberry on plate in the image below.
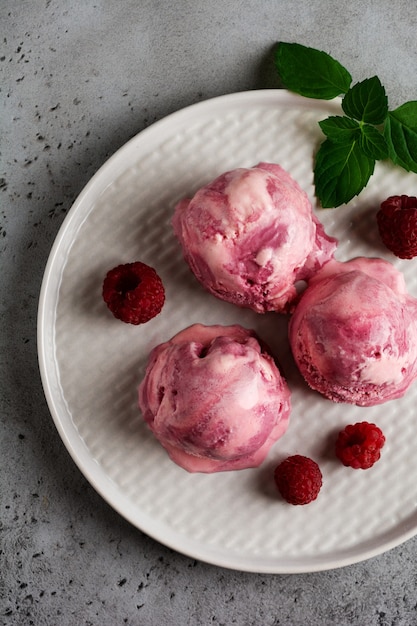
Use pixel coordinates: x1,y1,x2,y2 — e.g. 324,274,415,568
335,422,385,470
376,195,417,259
274,455,322,505
102,262,165,325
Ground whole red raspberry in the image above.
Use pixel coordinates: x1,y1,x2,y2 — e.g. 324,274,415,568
335,422,385,469
274,455,322,505
376,195,417,259
102,262,165,325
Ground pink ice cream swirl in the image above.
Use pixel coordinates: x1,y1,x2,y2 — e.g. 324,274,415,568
138,324,291,472
172,162,337,314
289,257,417,406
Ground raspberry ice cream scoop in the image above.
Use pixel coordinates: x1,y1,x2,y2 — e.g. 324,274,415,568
172,163,337,313
289,257,417,406
138,324,291,472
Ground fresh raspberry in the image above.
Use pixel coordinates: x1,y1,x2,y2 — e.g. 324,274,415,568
274,455,322,505
102,262,165,325
335,422,385,469
376,195,417,259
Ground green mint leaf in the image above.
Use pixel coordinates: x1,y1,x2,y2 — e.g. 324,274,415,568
359,124,389,160
341,76,388,124
314,138,375,208
384,102,417,173
274,42,352,100
319,116,360,142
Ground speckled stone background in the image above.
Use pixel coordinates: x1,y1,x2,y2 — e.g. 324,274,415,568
2,1,417,624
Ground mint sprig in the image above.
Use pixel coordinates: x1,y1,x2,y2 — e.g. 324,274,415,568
341,76,388,124
319,116,359,142
274,42,417,208
315,139,375,208
384,102,417,172
274,42,352,100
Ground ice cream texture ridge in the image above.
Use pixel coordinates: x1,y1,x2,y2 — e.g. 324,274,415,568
289,257,417,406
138,324,291,473
172,162,337,314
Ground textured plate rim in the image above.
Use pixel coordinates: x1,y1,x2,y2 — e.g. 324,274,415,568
37,89,417,574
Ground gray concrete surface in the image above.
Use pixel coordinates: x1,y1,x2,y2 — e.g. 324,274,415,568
2,1,417,624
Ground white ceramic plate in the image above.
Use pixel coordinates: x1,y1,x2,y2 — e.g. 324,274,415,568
38,90,417,573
